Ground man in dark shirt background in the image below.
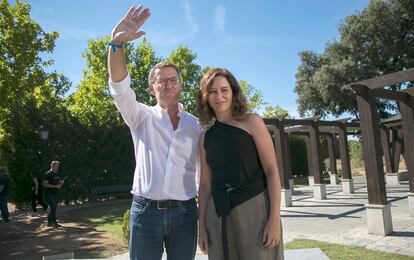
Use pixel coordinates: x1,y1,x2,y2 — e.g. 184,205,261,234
42,161,64,228
0,166,11,223
31,171,47,213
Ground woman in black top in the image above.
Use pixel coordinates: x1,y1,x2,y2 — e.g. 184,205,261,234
197,68,284,260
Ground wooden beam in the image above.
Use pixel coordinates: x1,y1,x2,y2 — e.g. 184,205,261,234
380,128,396,173
263,118,283,126
266,125,291,189
344,67,414,90
402,87,414,95
263,113,288,125
355,85,387,204
308,122,324,184
288,132,309,137
369,88,409,102
399,95,414,193
392,129,403,172
326,134,337,175
338,125,352,180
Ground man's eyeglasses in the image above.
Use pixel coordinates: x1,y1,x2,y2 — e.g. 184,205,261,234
153,77,180,86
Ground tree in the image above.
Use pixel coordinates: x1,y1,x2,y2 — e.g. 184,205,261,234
68,36,124,127
262,105,291,118
168,45,202,114
294,0,414,119
0,0,72,202
239,80,266,112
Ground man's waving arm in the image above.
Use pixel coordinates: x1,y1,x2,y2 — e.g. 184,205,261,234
108,4,150,82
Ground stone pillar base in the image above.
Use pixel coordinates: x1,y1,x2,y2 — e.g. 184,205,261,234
289,179,295,192
342,178,354,194
386,173,401,186
408,193,414,217
308,176,314,186
329,174,339,185
366,204,393,236
281,189,292,207
313,184,326,200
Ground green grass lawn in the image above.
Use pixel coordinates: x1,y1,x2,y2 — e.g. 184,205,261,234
71,199,130,239
285,239,412,260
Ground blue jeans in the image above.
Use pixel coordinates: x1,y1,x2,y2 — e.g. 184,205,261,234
0,195,9,223
129,196,197,260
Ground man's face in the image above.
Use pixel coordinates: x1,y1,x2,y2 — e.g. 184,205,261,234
52,164,59,172
149,67,182,105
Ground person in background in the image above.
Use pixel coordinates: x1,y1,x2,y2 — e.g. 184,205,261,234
42,161,64,228
31,171,46,213
0,166,11,224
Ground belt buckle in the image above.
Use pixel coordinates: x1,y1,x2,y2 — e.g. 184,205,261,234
157,201,168,210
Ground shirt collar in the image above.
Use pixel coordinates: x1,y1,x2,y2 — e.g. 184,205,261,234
154,102,184,118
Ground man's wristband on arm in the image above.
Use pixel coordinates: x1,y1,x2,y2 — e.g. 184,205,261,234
108,41,124,53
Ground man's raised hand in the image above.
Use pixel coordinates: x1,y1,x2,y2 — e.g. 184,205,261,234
111,4,150,45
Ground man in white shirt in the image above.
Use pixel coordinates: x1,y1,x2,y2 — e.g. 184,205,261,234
108,4,201,260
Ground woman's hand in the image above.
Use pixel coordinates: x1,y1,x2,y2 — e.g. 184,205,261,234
111,4,150,45
198,226,209,253
262,217,281,249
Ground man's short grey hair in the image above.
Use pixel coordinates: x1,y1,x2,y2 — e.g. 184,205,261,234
148,60,180,85
51,161,60,167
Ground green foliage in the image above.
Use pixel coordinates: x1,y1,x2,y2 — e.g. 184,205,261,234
0,0,70,202
289,136,309,176
294,0,414,119
122,209,130,242
349,140,363,169
262,105,290,118
239,80,265,112
168,45,202,115
129,38,159,106
67,36,121,127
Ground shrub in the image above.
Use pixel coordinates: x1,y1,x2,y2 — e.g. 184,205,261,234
289,136,309,177
122,209,130,242
349,140,363,169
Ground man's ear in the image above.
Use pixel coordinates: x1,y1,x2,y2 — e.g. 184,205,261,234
148,84,155,96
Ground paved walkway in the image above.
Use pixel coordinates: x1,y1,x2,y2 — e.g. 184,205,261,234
282,176,414,256
106,176,413,259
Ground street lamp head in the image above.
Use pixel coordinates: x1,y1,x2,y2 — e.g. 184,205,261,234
39,125,49,140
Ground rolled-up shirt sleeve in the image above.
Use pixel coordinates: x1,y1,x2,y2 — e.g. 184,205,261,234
109,73,150,130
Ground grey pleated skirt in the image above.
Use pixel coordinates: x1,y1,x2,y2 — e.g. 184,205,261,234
205,191,284,260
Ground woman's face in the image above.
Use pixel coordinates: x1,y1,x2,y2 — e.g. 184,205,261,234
207,76,233,115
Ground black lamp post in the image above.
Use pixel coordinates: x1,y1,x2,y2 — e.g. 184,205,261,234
39,125,49,140
39,125,49,170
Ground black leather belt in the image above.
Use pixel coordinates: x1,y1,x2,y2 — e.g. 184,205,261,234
134,195,195,210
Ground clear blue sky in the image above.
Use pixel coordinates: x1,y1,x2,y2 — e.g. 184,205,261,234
27,0,369,117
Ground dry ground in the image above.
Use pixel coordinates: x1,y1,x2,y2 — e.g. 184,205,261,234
0,203,126,260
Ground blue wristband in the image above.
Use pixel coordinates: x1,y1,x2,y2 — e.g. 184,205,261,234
108,41,124,53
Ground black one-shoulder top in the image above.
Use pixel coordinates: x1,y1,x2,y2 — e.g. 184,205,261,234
204,120,267,217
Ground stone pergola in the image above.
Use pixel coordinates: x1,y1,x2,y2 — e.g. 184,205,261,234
380,116,405,185
264,115,358,206
344,67,414,236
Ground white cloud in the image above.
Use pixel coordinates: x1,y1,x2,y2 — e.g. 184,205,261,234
183,0,199,36
34,7,58,15
214,5,226,33
59,28,103,40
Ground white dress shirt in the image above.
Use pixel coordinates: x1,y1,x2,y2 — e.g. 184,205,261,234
109,74,202,200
